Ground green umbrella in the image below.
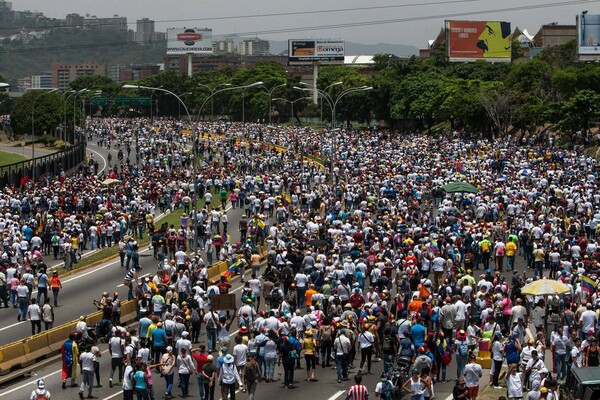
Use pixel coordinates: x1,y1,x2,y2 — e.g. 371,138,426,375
441,181,479,194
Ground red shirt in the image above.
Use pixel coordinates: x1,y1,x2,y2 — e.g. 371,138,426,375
218,281,231,294
347,384,369,400
192,352,208,374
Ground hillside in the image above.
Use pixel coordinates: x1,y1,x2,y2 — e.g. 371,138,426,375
0,29,166,84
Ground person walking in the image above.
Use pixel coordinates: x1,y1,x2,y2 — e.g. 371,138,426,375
346,374,369,400
16,278,29,321
202,355,217,400
132,361,150,400
27,298,42,335
491,332,505,388
42,297,54,330
79,347,96,399
219,354,242,400
245,355,260,400
463,353,483,400
303,329,318,381
48,270,62,307
334,328,352,384
30,379,51,400
61,333,79,389
176,347,195,398
159,346,175,400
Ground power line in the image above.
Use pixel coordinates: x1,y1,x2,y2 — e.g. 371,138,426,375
0,0,596,54
0,0,479,31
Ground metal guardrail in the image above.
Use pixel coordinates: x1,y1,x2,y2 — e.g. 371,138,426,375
0,134,86,189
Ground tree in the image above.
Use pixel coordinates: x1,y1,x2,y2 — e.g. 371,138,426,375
557,89,600,135
10,91,64,137
479,85,515,138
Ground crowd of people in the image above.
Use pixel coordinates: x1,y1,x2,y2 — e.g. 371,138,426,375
1,116,599,400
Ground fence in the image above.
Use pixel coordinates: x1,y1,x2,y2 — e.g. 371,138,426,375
0,134,86,189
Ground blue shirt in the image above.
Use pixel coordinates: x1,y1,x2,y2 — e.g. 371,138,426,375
37,273,48,288
411,324,426,348
152,328,167,347
139,317,152,339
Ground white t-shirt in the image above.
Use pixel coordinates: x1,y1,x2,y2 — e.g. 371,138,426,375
80,351,95,371
294,273,308,288
27,304,40,321
233,344,248,366
109,337,123,358
580,310,597,333
123,365,134,390
358,331,375,349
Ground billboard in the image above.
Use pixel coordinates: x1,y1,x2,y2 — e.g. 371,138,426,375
288,39,344,64
446,21,512,62
578,13,600,56
167,28,213,55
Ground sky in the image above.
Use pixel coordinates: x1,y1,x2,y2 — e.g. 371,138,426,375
16,0,600,50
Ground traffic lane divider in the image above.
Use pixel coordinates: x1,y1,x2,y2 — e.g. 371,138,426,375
23,333,52,364
0,342,27,375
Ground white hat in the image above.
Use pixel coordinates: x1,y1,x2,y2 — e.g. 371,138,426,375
182,331,189,337
37,379,45,389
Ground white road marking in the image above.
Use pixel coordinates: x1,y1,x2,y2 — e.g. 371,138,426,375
88,147,107,174
326,390,346,400
0,350,109,397
117,273,149,288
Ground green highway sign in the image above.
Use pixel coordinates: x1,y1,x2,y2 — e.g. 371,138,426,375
91,97,108,106
114,97,151,106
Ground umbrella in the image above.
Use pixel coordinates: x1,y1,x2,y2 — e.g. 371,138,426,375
520,278,571,296
495,176,508,182
520,168,532,175
441,181,479,194
307,239,327,248
101,178,121,186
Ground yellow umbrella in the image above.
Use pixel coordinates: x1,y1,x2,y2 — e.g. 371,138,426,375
520,278,571,296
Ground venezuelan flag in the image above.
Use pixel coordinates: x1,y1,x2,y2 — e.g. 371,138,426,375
582,276,598,294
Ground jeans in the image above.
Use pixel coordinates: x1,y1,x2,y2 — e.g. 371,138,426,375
207,329,217,352
297,287,306,308
456,355,467,379
135,388,149,400
282,358,295,386
535,261,544,278
555,353,567,380
360,346,373,372
506,256,515,271
37,287,48,305
179,372,190,396
197,374,205,399
265,354,277,380
80,369,94,396
164,374,173,396
9,289,16,307
18,297,28,319
335,354,348,381
247,380,257,400
221,382,236,400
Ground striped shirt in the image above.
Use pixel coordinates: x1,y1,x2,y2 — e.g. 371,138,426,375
347,384,369,400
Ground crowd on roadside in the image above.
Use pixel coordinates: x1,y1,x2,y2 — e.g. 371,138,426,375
2,116,599,400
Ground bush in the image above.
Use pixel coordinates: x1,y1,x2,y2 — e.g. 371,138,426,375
38,134,57,146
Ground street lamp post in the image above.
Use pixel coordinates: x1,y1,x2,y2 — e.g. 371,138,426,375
294,84,372,176
265,83,287,125
198,83,234,120
150,86,164,123
73,89,89,143
177,92,192,120
241,82,264,124
60,90,75,141
272,97,311,124
31,88,58,182
196,82,263,123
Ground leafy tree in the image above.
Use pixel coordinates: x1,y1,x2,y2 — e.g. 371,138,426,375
537,40,577,69
557,89,600,134
479,85,515,138
10,91,64,137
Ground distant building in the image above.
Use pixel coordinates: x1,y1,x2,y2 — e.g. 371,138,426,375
419,28,445,59
164,54,308,75
107,65,125,84
122,64,161,82
532,24,576,48
17,76,31,92
237,37,270,56
214,38,235,54
135,18,154,45
83,15,127,31
65,13,84,28
51,62,107,90
31,73,53,89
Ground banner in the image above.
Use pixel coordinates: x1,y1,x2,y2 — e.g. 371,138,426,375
446,20,512,62
288,39,344,64
578,14,600,55
167,28,213,55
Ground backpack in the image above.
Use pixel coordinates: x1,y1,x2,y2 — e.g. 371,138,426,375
381,380,393,400
381,336,393,353
127,345,138,364
320,326,332,342
270,288,283,303
458,339,469,357
190,309,200,323
206,312,216,330
282,267,293,282
245,363,257,382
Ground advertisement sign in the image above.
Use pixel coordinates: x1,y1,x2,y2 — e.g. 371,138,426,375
167,28,213,55
578,14,600,56
288,39,345,64
446,21,512,62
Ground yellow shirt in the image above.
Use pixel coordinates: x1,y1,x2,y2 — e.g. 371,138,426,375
505,241,517,257
72,237,79,250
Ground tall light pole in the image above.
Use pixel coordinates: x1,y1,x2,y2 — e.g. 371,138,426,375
265,83,287,125
123,84,197,253
295,85,372,175
150,85,164,122
241,82,264,123
272,97,311,124
60,90,75,141
177,92,192,120
196,82,263,123
31,88,58,182
198,83,233,120
73,89,89,143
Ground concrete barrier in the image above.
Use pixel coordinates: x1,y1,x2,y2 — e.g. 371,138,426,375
218,261,229,274
0,342,28,375
23,333,51,363
46,321,77,352
208,265,221,281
